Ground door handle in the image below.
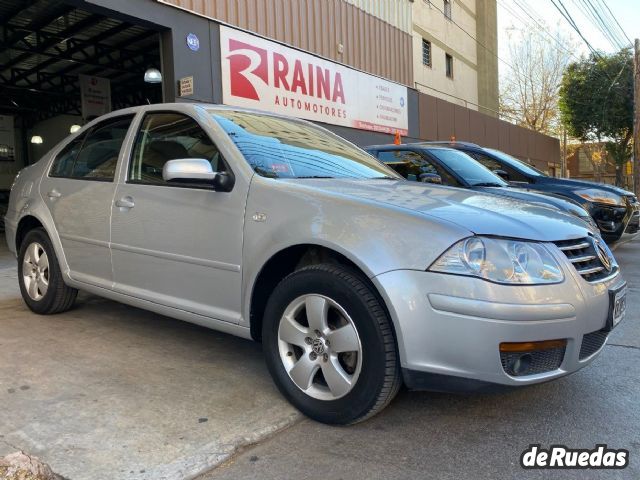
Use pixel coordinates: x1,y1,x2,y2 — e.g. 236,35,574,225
47,189,61,199
115,196,135,209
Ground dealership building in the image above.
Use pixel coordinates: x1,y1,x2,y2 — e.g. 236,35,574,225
0,0,561,193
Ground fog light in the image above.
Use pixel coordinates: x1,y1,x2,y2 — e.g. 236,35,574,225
597,220,616,232
510,353,533,375
499,339,567,377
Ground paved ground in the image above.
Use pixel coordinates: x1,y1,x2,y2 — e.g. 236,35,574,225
0,237,300,480
200,240,640,480
0,235,638,480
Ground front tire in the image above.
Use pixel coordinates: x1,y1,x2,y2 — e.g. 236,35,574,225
18,228,77,314
263,264,401,424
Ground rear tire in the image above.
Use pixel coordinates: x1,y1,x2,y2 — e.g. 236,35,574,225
18,228,77,314
263,264,401,424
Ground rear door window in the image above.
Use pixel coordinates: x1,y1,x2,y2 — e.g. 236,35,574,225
50,133,87,178
49,115,134,181
469,152,529,182
377,150,458,185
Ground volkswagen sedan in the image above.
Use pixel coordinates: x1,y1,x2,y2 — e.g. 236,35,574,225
4,104,627,424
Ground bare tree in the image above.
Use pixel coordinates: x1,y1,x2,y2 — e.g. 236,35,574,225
500,23,576,136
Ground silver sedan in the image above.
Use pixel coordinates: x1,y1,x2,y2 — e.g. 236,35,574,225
4,103,627,424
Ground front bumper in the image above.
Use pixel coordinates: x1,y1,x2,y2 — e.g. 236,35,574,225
592,202,640,245
373,265,625,391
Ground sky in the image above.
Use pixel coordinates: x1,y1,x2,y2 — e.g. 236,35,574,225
497,0,639,77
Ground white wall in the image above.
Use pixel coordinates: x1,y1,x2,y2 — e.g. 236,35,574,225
412,0,480,109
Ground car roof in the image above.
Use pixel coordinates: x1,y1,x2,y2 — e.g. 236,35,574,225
86,102,330,127
365,143,455,151
419,141,482,148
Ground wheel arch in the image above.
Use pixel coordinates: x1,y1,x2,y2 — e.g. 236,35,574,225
15,215,46,251
248,243,397,344
14,212,71,281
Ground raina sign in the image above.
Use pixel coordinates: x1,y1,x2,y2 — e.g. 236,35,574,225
220,26,409,135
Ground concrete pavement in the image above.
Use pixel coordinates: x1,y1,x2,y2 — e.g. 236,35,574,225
0,238,301,480
201,240,640,480
0,236,638,480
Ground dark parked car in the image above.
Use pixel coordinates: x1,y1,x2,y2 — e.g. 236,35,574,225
365,144,598,231
422,141,640,245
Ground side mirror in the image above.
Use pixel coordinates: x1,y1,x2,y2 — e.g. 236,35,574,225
162,159,233,191
419,172,442,184
493,169,510,181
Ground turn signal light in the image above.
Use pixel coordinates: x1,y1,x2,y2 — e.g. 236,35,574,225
499,339,567,353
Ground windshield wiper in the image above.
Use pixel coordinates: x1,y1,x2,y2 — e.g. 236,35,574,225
368,176,397,180
472,182,505,187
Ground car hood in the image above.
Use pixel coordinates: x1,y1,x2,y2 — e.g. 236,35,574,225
537,177,634,196
478,186,588,215
289,179,590,242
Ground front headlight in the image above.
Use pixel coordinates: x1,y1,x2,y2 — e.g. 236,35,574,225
429,237,564,285
575,188,624,206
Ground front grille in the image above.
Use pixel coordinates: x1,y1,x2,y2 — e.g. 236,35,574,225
500,346,566,376
579,329,609,360
625,212,639,234
553,237,615,283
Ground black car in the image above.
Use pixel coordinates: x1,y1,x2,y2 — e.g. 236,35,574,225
422,141,640,245
365,144,597,231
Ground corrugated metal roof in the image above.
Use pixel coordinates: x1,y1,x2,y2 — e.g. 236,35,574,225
0,0,161,119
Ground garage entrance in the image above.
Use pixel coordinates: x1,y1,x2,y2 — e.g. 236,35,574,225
0,0,164,203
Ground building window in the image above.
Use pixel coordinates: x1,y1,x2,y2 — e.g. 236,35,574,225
445,53,453,78
444,0,452,20
422,39,432,67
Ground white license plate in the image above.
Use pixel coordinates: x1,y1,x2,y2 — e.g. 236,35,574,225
612,287,627,328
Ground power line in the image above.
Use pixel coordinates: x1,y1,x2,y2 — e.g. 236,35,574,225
597,0,633,47
574,0,625,50
549,0,601,57
426,0,517,73
508,0,577,59
501,0,616,87
589,0,631,48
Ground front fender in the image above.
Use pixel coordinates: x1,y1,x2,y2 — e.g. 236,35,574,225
240,176,472,325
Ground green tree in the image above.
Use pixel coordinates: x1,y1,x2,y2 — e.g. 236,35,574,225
559,49,633,186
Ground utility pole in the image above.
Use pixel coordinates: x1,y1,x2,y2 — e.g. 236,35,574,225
561,128,567,178
634,39,640,194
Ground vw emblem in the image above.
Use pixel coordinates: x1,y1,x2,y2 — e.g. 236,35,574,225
594,239,612,272
311,338,326,355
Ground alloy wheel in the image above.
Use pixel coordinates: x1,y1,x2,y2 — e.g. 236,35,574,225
277,294,362,400
22,242,49,301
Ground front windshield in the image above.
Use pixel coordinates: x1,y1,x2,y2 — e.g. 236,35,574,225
210,110,399,179
427,148,507,187
485,148,546,177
